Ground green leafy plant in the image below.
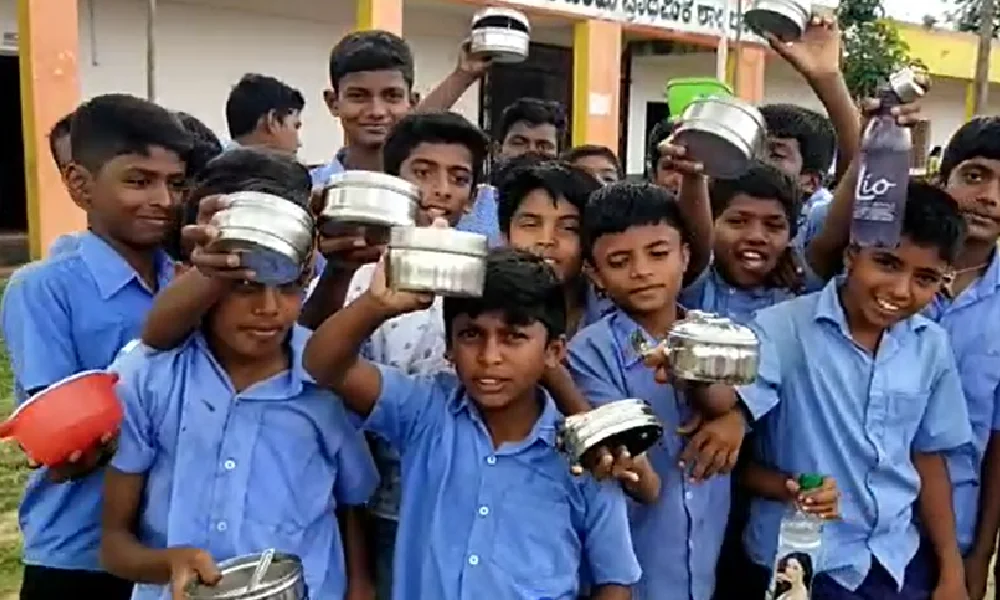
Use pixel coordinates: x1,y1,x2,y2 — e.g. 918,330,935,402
837,0,924,98
952,0,999,35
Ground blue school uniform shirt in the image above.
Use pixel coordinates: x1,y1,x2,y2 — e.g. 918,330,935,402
679,250,823,324
923,251,1000,553
48,232,83,256
0,231,174,571
365,365,641,600
737,277,973,591
110,326,378,600
568,309,730,600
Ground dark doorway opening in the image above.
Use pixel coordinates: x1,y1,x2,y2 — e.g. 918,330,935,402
0,54,26,233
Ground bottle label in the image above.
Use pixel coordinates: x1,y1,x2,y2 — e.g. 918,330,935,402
767,550,817,600
853,165,899,223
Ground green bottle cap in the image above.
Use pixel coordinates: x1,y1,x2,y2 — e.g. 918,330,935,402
798,474,824,491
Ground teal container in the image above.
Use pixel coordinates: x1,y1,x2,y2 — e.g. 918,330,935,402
666,77,734,117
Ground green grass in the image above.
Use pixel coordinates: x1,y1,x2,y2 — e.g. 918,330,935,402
0,280,27,598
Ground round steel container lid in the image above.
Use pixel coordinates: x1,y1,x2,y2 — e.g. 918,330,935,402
668,310,758,346
681,95,766,130
471,7,531,32
223,191,315,226
325,170,421,202
888,67,930,104
187,553,302,600
389,226,488,257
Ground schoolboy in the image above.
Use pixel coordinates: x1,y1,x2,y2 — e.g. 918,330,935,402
100,157,378,600
646,119,681,191
922,116,1000,599
735,182,971,599
303,247,642,600
0,93,192,599
567,181,749,600
562,144,623,186
224,73,304,155
47,111,83,257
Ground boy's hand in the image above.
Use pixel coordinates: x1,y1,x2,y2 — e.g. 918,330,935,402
860,96,924,128
25,431,118,482
679,409,745,481
786,476,840,519
640,345,673,385
655,140,705,180
457,38,492,79
766,247,806,293
182,195,255,280
310,189,385,269
167,547,221,600
964,550,991,600
575,445,641,484
767,14,840,79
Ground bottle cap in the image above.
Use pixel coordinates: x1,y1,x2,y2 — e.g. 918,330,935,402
888,67,930,104
798,473,824,491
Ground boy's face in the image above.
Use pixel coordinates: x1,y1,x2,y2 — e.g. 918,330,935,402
53,133,72,172
504,189,582,284
66,147,187,248
572,155,619,186
652,154,682,193
400,142,475,227
588,222,689,317
763,136,804,180
943,157,1000,245
264,110,302,155
447,311,564,411
843,237,949,329
713,194,792,287
208,279,304,361
498,121,559,159
326,70,411,150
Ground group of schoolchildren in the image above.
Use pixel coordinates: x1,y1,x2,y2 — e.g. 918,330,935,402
2,15,1000,600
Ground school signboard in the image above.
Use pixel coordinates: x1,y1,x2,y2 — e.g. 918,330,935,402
504,0,760,39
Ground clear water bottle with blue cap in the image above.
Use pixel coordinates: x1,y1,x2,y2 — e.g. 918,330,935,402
766,474,825,600
850,67,930,248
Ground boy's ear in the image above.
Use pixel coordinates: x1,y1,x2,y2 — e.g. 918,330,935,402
323,89,339,118
582,261,605,296
63,162,95,211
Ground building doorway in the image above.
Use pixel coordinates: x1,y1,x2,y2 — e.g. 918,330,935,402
479,42,573,152
0,53,26,233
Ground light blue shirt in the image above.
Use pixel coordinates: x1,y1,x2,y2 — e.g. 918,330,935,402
366,365,641,600
48,232,83,256
679,249,823,324
798,191,832,248
568,309,730,600
111,326,378,600
923,250,1000,552
737,277,973,591
0,231,173,570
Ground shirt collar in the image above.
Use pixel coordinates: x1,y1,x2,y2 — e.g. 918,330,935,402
448,385,560,448
709,267,773,300
78,231,173,300
813,275,927,338
192,324,314,401
608,308,664,367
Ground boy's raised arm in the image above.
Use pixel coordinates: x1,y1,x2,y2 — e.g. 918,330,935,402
141,269,230,350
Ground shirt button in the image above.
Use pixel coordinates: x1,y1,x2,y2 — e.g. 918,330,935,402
684,491,693,501
478,506,489,516
486,456,497,465
224,460,236,470
468,554,480,566
216,521,227,532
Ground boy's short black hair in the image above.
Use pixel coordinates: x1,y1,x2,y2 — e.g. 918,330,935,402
898,179,967,264
646,119,678,173
174,111,224,181
225,73,305,139
382,112,489,186
48,112,74,167
582,182,689,262
562,145,623,178
710,160,801,237
177,147,312,261
939,116,1000,182
489,152,550,188
760,104,836,175
497,98,567,141
443,247,566,341
70,93,193,173
497,161,601,234
328,30,415,91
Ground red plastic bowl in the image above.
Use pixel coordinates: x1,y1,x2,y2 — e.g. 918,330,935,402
0,370,123,467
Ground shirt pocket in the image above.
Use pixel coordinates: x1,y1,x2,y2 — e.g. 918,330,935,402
961,353,1000,436
491,489,579,585
244,408,336,539
886,391,926,456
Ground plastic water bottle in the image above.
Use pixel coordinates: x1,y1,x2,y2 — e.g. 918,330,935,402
766,474,825,600
851,68,929,248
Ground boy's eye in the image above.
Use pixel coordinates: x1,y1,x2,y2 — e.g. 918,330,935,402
456,329,479,340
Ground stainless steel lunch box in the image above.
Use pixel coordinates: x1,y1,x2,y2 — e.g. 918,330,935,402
672,96,766,179
744,0,811,41
187,552,306,600
319,170,419,238
470,7,531,63
557,399,664,467
386,226,489,297
660,310,760,386
209,191,315,286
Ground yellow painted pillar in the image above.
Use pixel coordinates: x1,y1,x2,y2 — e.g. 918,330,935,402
571,19,622,150
965,81,976,121
356,0,403,33
18,0,83,259
731,44,766,104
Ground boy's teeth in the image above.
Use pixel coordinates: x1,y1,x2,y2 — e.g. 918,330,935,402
877,299,900,312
